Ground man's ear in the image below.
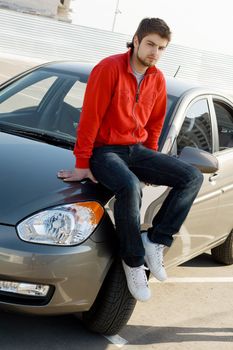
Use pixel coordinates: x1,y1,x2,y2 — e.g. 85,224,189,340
133,35,139,48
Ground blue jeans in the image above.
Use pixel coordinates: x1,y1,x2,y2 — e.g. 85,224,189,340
90,144,203,267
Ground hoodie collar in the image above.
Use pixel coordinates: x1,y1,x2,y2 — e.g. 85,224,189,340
126,49,157,75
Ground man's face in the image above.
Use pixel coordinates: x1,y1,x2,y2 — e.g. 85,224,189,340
133,33,168,68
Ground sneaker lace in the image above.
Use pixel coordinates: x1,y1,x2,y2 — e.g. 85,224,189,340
149,244,165,266
132,266,149,287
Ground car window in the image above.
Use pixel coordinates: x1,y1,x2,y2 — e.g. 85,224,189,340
213,100,233,150
51,81,86,137
64,80,86,109
177,99,213,154
53,80,87,136
0,76,57,113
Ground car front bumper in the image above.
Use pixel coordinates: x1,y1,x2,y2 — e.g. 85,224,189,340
0,215,115,315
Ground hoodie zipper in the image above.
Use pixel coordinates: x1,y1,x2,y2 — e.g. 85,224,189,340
132,79,143,141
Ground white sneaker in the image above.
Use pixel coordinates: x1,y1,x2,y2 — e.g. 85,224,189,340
122,261,151,302
141,232,167,281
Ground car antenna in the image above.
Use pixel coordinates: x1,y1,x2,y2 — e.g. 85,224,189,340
174,65,181,78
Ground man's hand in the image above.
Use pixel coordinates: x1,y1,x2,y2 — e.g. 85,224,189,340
57,168,98,183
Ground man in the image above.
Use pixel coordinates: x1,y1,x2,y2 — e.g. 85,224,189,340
58,18,203,302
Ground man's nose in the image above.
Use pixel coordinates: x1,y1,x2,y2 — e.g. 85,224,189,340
151,46,159,56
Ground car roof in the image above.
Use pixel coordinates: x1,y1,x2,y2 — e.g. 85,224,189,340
29,61,229,100
39,61,198,96
42,61,94,76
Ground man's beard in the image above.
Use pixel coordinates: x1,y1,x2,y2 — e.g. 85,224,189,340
136,52,154,67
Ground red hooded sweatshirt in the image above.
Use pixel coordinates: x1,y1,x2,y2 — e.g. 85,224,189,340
74,49,167,168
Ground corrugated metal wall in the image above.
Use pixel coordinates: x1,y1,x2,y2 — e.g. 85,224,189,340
1,8,233,92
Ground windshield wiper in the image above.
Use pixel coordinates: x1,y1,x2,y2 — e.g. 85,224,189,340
0,124,74,148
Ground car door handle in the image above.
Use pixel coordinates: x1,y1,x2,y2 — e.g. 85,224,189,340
209,173,219,182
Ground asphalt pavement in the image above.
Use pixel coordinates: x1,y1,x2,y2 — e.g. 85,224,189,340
0,54,233,350
0,252,233,350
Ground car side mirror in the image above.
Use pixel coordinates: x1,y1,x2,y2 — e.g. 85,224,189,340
179,146,219,173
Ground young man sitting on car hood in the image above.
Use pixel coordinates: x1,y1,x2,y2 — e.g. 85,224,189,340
58,17,203,302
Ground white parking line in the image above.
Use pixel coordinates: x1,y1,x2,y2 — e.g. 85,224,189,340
104,334,128,348
20,92,40,101
150,276,233,283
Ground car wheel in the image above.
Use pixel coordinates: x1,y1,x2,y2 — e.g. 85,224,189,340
82,258,137,335
211,230,233,265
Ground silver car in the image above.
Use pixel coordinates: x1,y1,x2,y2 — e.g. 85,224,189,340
0,62,232,335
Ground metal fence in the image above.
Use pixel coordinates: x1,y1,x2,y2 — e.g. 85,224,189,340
1,8,233,92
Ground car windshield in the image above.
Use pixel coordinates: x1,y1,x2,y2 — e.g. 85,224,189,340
0,66,178,149
0,67,87,144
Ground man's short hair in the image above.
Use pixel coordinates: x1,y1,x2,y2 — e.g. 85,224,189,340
127,17,171,49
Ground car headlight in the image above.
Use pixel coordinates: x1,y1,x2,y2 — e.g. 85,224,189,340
17,202,104,246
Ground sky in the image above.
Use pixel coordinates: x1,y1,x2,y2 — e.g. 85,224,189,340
70,0,233,56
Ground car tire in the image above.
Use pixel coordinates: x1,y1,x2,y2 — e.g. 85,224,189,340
82,258,137,335
211,230,233,265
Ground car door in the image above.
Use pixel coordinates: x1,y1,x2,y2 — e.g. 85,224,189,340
209,96,233,239
142,95,221,267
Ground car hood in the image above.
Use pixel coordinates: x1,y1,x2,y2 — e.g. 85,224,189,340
0,132,112,225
